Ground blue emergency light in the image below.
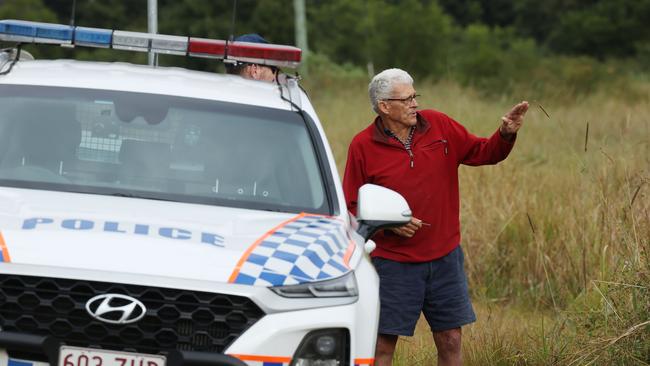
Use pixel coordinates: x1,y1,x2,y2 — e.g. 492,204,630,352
35,22,73,42
0,20,36,42
0,20,73,43
0,20,37,37
0,19,302,68
74,27,112,48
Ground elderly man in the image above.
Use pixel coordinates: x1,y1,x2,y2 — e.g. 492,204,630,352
225,34,278,82
343,68,528,366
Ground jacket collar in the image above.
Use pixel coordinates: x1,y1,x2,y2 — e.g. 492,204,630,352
371,111,431,144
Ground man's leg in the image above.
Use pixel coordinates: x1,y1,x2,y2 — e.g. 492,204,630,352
375,334,399,366
423,246,475,365
433,327,462,366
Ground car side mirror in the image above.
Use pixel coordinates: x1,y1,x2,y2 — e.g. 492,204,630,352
356,184,412,241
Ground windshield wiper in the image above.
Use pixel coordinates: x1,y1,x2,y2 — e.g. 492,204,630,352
110,192,172,202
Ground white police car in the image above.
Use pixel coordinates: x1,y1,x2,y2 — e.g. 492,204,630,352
0,20,412,366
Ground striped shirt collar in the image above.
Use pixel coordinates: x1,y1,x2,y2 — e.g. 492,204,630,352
384,125,415,149
372,112,430,144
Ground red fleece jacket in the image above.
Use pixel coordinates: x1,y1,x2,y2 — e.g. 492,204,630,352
343,109,516,262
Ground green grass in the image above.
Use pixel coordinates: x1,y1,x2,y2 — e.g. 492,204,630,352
303,77,650,365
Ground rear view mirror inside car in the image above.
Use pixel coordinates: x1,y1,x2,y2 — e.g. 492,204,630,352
114,94,169,125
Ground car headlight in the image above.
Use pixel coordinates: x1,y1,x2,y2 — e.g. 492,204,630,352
270,271,358,298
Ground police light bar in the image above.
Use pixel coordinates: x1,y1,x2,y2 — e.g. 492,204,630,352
0,19,302,68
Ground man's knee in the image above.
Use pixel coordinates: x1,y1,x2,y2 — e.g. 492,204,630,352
433,327,462,354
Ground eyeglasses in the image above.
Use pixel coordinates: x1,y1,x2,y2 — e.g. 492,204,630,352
383,94,420,104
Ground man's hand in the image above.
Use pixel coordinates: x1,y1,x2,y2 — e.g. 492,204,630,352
500,101,529,137
389,217,424,238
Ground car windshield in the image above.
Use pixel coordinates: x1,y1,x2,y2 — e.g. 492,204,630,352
0,85,331,214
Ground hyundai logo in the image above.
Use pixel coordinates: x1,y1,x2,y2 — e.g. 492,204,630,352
85,294,146,324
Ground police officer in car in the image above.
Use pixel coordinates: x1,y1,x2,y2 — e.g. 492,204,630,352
225,34,278,82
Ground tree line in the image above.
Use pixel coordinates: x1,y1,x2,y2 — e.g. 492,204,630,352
1,0,648,92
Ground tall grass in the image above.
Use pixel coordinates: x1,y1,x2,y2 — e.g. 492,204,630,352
303,77,649,365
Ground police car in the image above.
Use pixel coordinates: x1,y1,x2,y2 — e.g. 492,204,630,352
0,20,412,366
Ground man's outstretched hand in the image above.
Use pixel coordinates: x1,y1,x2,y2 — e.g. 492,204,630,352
500,101,529,137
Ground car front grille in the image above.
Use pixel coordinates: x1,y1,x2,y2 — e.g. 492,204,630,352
0,274,265,354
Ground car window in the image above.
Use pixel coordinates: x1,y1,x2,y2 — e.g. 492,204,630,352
0,85,330,214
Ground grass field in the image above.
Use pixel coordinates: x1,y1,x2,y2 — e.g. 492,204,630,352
304,77,650,365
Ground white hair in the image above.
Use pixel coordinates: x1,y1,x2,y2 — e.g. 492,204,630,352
368,68,414,114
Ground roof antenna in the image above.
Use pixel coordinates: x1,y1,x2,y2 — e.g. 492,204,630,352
69,0,77,27
224,0,237,61
229,0,238,42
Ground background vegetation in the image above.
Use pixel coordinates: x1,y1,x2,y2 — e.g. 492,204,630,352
2,0,650,96
1,0,648,364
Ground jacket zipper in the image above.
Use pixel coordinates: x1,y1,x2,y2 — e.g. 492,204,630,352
385,127,417,168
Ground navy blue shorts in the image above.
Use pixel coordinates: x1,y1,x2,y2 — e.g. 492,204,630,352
371,245,476,336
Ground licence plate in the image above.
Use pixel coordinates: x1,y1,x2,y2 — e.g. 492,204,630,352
58,346,166,366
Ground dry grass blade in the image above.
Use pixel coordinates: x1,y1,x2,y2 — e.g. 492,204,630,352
584,122,589,152
526,212,536,234
592,280,648,289
601,320,650,347
599,148,615,164
630,182,645,207
537,102,551,119
591,280,623,321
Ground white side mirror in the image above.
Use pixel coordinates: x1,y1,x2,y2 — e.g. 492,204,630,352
356,184,412,240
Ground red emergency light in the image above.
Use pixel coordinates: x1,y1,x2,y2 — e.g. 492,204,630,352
187,38,227,59
227,41,302,68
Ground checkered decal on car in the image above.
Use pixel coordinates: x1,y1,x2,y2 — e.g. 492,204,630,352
230,214,353,286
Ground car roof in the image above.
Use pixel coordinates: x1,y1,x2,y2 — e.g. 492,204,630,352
0,59,295,111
